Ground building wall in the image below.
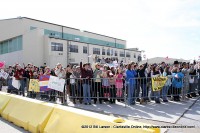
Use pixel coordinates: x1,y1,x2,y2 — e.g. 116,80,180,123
22,29,45,67
0,51,23,66
0,18,26,41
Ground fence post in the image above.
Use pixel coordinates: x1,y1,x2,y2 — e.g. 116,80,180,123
124,78,127,108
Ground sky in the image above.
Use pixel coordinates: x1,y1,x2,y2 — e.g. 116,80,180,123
1,0,200,60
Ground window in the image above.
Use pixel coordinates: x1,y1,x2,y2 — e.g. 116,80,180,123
111,49,114,56
83,46,87,54
107,49,110,55
102,48,105,55
93,48,100,55
120,51,125,57
0,35,23,55
69,45,78,53
134,54,136,58
126,52,130,57
115,51,118,56
51,42,63,51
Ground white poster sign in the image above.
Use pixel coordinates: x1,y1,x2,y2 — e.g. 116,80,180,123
47,76,65,92
12,77,21,90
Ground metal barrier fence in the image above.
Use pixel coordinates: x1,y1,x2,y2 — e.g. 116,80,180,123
1,75,200,107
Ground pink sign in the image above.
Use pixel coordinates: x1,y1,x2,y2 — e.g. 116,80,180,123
0,62,5,68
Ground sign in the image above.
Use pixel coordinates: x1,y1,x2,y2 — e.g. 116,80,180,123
29,79,40,92
48,76,65,92
12,77,21,90
0,62,5,68
151,77,167,91
0,71,9,79
39,75,51,91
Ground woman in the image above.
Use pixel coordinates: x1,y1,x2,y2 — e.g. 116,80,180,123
172,67,184,101
126,63,137,105
162,66,172,102
55,63,66,103
151,65,162,104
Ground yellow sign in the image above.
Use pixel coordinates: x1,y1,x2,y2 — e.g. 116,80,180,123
29,79,40,92
152,77,167,91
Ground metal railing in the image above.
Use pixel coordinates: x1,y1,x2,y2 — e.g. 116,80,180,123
1,75,200,107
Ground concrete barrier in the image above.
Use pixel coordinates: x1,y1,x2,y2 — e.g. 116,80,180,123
0,92,160,133
0,92,11,115
44,105,160,133
1,94,54,133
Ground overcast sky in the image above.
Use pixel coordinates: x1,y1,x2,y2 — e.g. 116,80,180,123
1,0,200,60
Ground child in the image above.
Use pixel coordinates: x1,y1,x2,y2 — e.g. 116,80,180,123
115,68,123,102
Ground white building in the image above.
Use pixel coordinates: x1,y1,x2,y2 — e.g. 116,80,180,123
0,17,142,68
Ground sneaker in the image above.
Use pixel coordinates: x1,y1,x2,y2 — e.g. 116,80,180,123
84,103,87,105
88,103,91,105
163,100,168,102
136,98,140,102
155,101,161,104
187,94,192,98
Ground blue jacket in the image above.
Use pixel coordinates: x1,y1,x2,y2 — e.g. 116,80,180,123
172,72,184,88
126,69,137,85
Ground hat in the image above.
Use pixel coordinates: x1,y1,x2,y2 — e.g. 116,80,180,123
73,65,77,69
174,61,179,65
56,63,61,66
76,66,80,69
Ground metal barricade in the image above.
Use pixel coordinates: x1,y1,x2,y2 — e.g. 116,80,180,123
1,75,200,106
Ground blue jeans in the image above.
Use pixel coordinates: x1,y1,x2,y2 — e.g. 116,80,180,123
154,91,160,102
20,79,25,96
7,78,14,90
83,84,91,104
127,83,135,105
141,84,147,100
162,86,169,100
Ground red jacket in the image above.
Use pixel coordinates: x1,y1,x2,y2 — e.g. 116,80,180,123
14,69,25,80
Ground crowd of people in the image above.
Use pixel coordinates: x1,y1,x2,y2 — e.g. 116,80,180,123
0,60,200,106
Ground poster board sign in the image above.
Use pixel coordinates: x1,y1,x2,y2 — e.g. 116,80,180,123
29,79,40,92
48,76,65,92
12,77,21,90
152,77,167,91
39,75,51,91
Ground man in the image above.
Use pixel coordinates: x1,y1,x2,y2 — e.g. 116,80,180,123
138,62,148,104
182,62,193,100
160,62,166,74
14,64,25,96
80,62,93,105
93,63,103,104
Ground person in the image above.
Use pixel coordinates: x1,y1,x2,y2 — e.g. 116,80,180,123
182,62,192,100
41,66,51,100
80,61,93,105
69,66,77,104
66,65,72,98
151,65,162,104
138,62,148,104
101,67,110,102
7,66,15,93
162,66,172,102
189,63,197,97
55,63,66,103
160,62,166,74
115,68,124,102
172,67,184,101
14,64,25,96
73,66,82,104
93,63,103,104
109,70,116,104
126,63,137,105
